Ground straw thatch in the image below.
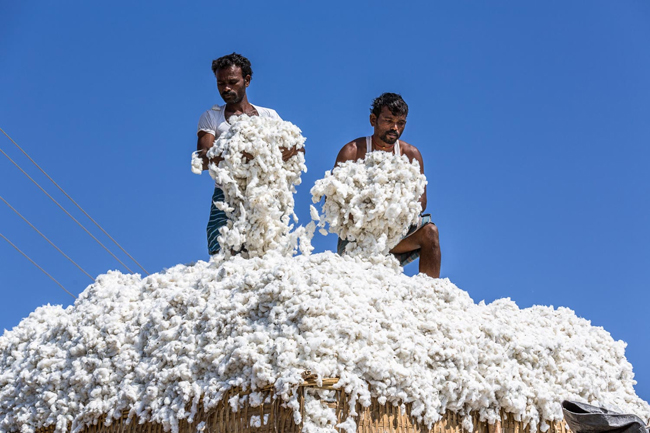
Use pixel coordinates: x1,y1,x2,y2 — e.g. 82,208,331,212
33,378,570,433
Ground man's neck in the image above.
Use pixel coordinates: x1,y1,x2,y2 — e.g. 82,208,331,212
371,135,395,152
224,96,253,115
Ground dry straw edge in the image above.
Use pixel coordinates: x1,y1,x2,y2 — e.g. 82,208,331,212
33,378,570,433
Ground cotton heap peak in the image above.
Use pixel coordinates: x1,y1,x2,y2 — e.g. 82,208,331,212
1,120,648,433
310,151,426,258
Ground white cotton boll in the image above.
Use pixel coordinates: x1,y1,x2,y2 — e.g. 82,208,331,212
205,115,308,258
191,151,203,175
461,414,474,432
302,390,338,433
249,415,262,428
336,416,357,433
309,205,320,222
215,202,234,213
296,222,316,256
311,151,426,258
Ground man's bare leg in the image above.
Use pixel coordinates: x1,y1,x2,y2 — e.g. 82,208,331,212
390,224,441,278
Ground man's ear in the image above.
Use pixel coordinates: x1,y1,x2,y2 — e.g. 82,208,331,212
369,113,377,127
244,75,251,87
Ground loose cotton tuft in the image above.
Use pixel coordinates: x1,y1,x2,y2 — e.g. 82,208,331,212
310,151,426,258
202,115,307,258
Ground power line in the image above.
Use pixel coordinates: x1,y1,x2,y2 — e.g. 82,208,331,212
0,195,95,282
0,144,135,274
0,127,149,275
0,232,77,299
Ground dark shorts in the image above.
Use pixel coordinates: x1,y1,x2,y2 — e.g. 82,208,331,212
337,214,433,266
207,187,227,255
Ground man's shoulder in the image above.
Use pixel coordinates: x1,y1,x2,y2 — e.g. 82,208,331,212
398,140,424,168
252,104,280,119
336,138,366,162
199,105,222,119
399,140,422,157
341,137,367,153
198,107,223,132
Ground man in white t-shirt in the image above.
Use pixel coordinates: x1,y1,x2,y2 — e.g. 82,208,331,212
196,52,296,255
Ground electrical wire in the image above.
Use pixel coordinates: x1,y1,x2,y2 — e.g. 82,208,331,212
0,126,149,275
0,144,136,274
0,232,77,299
0,195,95,281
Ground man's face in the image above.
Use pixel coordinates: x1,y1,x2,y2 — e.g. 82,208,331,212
216,65,250,104
370,106,407,145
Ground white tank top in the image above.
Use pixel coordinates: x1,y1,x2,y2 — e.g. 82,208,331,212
366,136,401,156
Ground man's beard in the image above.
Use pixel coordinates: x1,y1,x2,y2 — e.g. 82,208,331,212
380,132,399,145
221,91,242,104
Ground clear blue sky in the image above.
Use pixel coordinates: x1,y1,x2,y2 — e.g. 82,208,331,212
1,2,649,402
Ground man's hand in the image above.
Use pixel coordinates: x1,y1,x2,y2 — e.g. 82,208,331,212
240,147,302,163
280,146,298,161
281,146,305,161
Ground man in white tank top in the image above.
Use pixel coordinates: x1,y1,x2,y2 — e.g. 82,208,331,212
195,53,297,255
334,93,441,278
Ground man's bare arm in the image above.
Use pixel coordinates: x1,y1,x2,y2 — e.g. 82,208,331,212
197,131,223,170
334,141,361,168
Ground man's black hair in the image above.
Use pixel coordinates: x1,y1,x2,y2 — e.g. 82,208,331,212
211,52,253,79
371,93,408,118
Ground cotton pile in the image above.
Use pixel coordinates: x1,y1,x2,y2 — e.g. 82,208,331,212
1,252,649,433
1,122,648,433
192,115,309,258
310,151,426,257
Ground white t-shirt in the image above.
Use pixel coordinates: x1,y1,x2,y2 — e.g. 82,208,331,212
197,104,281,139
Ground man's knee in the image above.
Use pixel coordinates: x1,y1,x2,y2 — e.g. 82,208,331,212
422,224,440,248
